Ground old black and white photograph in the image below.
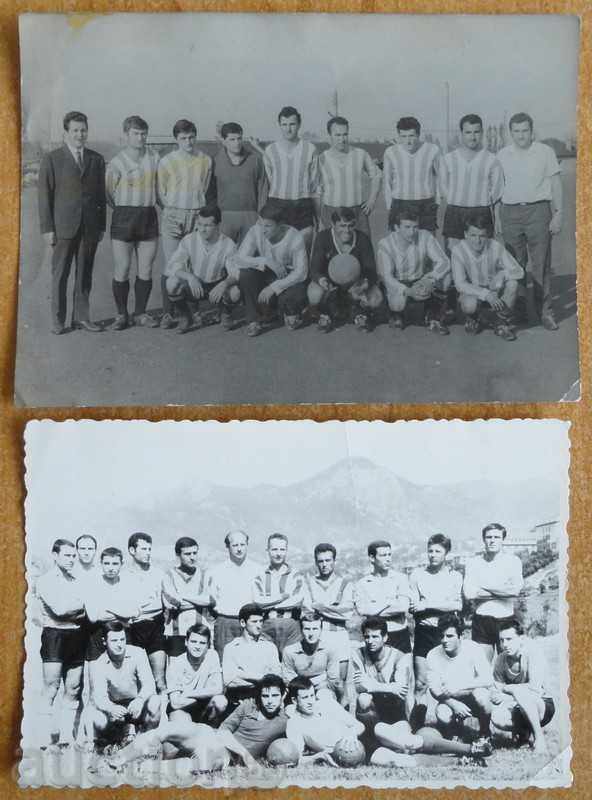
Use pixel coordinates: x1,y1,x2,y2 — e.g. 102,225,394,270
16,13,580,406
20,419,570,788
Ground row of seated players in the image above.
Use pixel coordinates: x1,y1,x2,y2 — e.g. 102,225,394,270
163,201,523,341
88,610,554,772
33,527,526,749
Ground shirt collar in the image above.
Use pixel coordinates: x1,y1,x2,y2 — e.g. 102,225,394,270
65,142,84,161
265,563,291,575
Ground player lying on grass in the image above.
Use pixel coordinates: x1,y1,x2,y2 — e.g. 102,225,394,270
220,673,289,758
307,207,383,333
451,212,524,341
164,204,240,334
377,204,451,334
490,618,555,754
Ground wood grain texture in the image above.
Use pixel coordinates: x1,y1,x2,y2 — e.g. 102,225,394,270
0,1,590,797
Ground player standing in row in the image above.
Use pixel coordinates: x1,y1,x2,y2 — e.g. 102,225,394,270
208,530,262,657
263,106,319,252
354,540,412,653
156,119,215,328
106,116,160,330
234,203,309,337
316,116,381,236
74,534,98,576
497,112,563,331
377,206,451,333
214,122,268,245
252,533,303,653
164,205,239,334
308,207,383,333
383,117,440,233
463,523,524,662
451,213,524,341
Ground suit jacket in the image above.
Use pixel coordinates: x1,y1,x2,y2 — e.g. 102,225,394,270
38,144,106,240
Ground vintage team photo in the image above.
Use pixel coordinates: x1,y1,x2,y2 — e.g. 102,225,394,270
16,13,580,406
19,420,571,789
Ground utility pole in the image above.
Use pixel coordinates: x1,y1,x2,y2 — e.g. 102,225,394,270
445,81,451,151
328,89,339,118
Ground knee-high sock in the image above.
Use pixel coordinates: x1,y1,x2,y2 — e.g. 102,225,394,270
134,278,153,315
112,279,130,316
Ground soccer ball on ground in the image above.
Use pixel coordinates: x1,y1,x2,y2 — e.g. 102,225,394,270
332,737,366,767
266,738,300,767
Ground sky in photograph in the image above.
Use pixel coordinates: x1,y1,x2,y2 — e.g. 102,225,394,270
20,13,579,144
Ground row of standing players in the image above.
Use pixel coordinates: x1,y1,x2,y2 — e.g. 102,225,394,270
32,525,556,769
38,108,563,338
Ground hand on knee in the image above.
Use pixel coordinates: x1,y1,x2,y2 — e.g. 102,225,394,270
357,692,374,713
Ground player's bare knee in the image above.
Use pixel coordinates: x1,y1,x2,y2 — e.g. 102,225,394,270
357,692,374,713
364,285,383,309
387,292,406,312
227,285,241,304
211,694,228,716
146,694,162,717
307,281,326,307
436,703,453,724
166,275,183,297
459,293,478,315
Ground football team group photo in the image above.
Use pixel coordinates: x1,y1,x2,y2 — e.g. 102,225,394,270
16,13,580,406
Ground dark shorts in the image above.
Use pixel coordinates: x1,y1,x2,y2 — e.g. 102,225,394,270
165,635,187,658
262,617,301,656
389,198,438,232
371,692,407,725
127,615,165,654
413,623,443,659
40,627,86,668
167,697,211,722
268,197,314,230
86,624,107,661
471,614,515,646
443,204,493,240
386,627,412,654
111,206,159,242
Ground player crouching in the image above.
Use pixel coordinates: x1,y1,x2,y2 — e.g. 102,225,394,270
451,213,524,341
307,207,383,333
164,204,240,334
377,205,451,335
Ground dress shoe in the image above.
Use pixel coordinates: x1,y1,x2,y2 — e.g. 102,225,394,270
51,323,65,335
73,319,102,332
109,314,128,331
135,313,159,328
541,314,559,331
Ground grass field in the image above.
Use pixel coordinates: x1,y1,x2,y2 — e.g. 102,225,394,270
14,159,579,406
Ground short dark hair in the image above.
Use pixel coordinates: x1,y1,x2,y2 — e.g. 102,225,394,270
482,522,507,540
278,106,301,125
224,530,249,548
259,202,284,224
465,212,492,234
267,533,288,548
175,537,198,556
100,547,123,562
389,204,420,230
368,540,391,558
173,119,197,138
288,675,313,701
437,612,463,639
330,207,357,225
300,611,322,624
459,114,483,131
361,616,388,637
397,116,421,135
239,603,265,624
102,620,126,639
327,115,349,134
185,623,212,644
314,543,337,560
52,538,75,555
497,617,523,637
427,534,452,554
128,532,152,550
509,112,534,132
123,115,148,133
76,534,97,549
221,122,243,139
259,673,285,697
198,204,222,225
63,111,88,131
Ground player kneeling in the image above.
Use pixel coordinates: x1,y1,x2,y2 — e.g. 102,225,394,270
164,204,240,334
377,205,451,334
307,207,382,333
451,213,524,341
490,618,555,754
86,622,161,752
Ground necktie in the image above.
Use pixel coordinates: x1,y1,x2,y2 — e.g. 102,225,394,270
76,150,83,172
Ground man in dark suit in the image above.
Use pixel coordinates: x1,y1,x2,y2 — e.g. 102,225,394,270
38,111,106,334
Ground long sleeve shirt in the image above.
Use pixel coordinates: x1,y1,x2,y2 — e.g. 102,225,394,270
162,565,213,636
282,640,341,691
301,571,354,631
212,148,267,212
164,231,237,283
235,224,308,293
463,551,524,618
207,557,262,617
36,567,85,629
84,574,138,624
451,239,524,301
123,563,165,623
264,139,319,200
252,563,304,613
222,636,281,688
310,228,377,285
408,566,463,627
91,645,155,711
377,230,450,289
354,570,411,632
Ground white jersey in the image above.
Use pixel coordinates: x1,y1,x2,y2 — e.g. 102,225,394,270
441,148,504,208
318,147,380,207
377,229,450,284
165,231,237,283
237,223,308,290
463,551,524,618
451,239,524,295
106,148,160,207
157,149,213,210
383,142,440,202
408,566,463,627
264,139,319,200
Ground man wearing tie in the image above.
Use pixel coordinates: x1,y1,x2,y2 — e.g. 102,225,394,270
38,111,106,334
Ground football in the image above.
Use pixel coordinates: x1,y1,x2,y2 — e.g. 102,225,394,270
266,738,300,767
332,737,366,767
328,253,362,286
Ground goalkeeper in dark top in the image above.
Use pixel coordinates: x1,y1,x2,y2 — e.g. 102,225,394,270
307,207,383,333
377,205,451,334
